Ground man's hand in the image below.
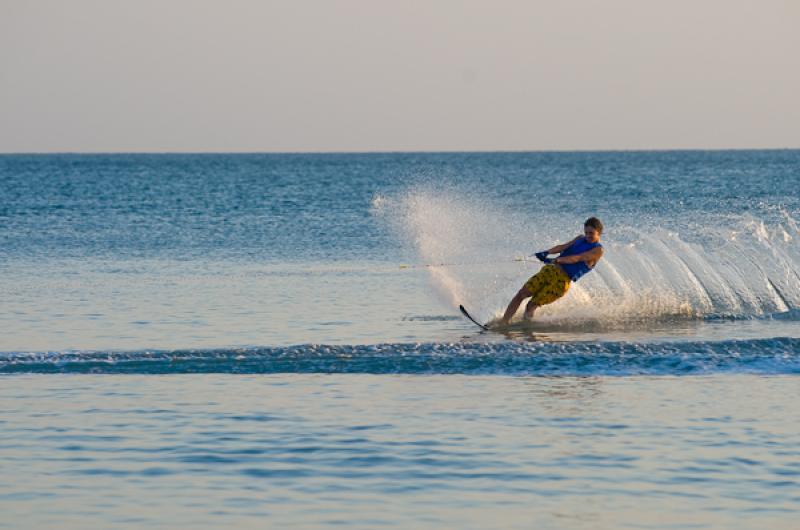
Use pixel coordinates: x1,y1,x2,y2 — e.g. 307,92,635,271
534,251,550,262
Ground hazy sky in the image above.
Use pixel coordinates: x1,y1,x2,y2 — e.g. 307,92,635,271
2,0,799,152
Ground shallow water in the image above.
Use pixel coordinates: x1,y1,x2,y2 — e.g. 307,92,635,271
2,151,800,528
2,374,799,530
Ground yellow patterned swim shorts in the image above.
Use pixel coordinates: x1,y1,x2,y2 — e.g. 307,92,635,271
524,264,571,306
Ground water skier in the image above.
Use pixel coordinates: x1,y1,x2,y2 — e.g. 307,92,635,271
499,217,604,325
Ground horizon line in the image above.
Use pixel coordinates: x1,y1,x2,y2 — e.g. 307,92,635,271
1,146,799,156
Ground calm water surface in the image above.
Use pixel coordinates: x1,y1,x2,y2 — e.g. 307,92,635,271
2,375,799,530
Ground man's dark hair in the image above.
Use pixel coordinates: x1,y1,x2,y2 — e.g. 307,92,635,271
584,217,603,233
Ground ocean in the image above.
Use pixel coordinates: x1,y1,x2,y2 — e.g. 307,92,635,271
2,151,799,529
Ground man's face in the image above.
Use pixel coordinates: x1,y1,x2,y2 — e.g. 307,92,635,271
584,226,601,243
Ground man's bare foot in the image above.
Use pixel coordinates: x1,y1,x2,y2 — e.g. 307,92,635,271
489,317,510,329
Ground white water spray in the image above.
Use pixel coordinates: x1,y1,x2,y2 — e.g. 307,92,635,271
375,187,800,325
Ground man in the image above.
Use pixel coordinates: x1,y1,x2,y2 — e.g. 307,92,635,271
499,217,604,325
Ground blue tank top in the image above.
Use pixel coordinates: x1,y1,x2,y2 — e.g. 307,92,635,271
558,237,602,282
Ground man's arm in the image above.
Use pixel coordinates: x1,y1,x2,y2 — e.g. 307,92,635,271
554,246,604,265
546,236,581,255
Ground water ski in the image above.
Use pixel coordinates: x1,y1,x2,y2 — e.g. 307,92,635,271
459,304,489,331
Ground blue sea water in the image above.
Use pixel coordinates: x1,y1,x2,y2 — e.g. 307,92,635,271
1,151,800,528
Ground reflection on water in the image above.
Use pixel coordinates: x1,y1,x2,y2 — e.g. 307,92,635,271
492,316,704,343
520,377,605,417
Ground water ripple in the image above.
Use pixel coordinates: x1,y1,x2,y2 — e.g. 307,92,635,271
2,337,800,375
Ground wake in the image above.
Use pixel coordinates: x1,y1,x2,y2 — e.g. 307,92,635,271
3,338,800,375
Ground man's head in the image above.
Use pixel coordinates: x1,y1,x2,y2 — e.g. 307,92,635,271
584,217,603,243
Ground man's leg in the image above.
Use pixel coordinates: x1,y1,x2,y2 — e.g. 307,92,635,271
501,287,532,325
524,299,539,320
